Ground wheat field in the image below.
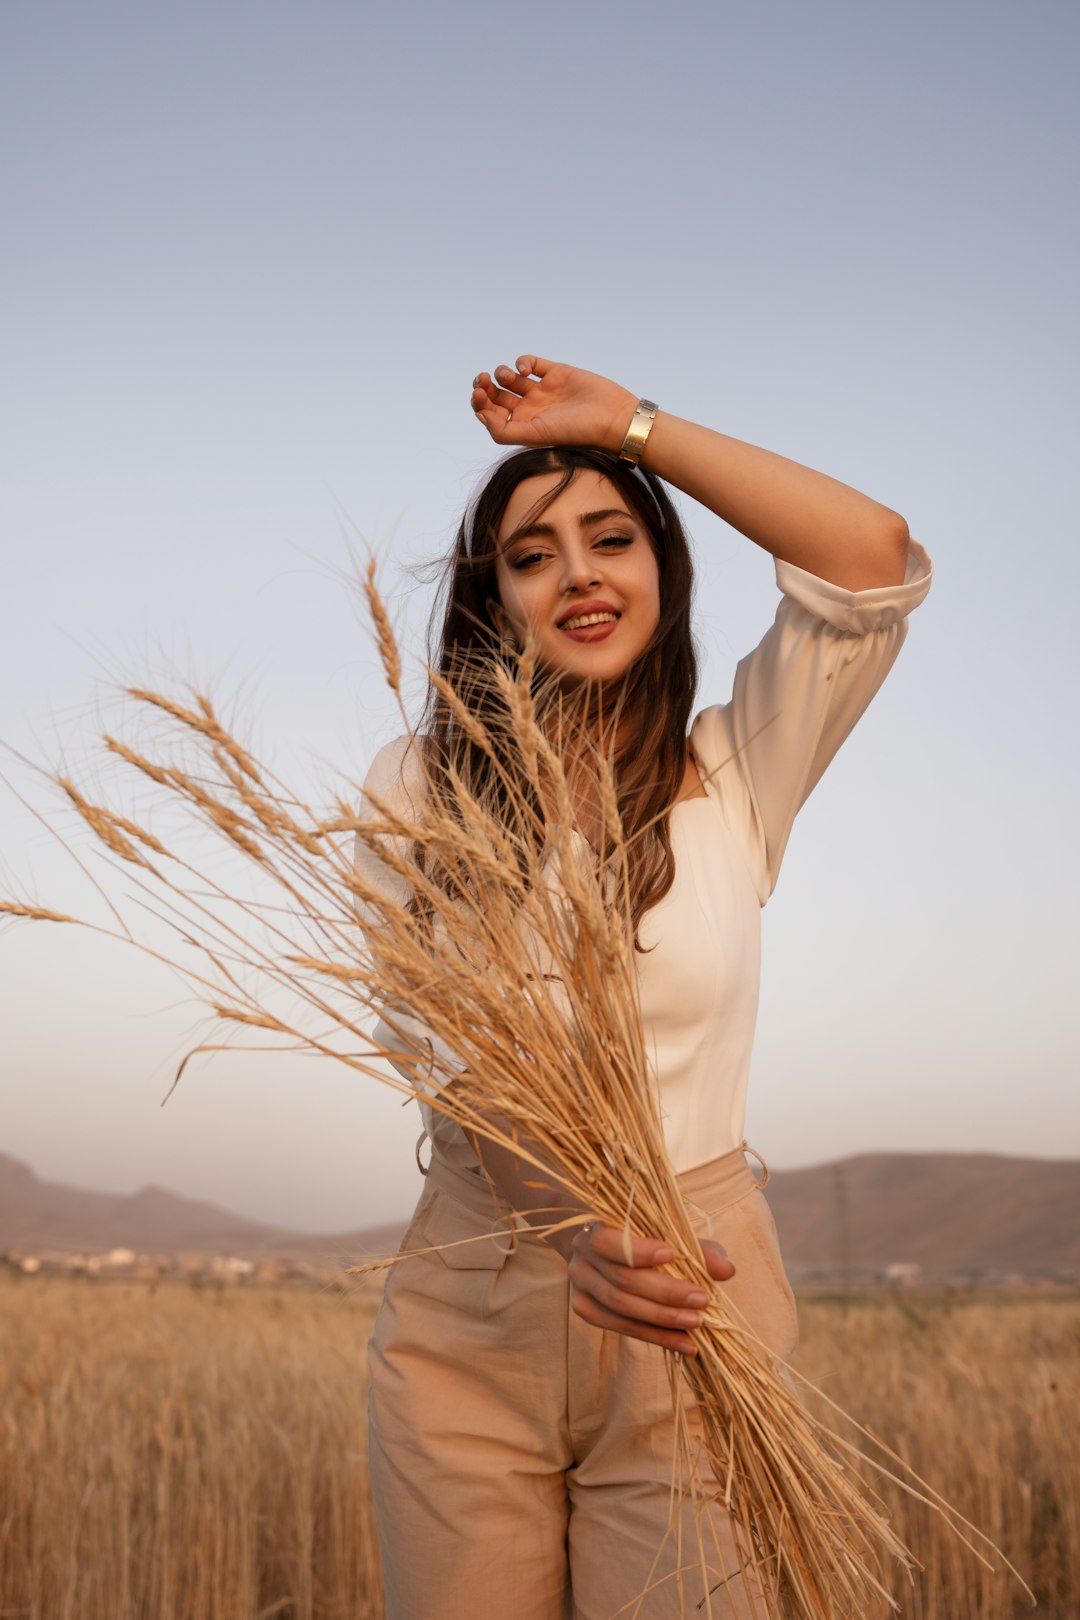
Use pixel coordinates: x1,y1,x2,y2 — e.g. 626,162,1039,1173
0,1275,1075,1619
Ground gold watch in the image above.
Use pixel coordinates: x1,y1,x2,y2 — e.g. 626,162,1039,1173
617,398,659,465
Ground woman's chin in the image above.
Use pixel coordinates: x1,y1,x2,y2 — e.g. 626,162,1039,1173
535,638,640,687
545,655,635,689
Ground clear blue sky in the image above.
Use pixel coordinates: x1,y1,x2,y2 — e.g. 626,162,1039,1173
2,0,1077,1232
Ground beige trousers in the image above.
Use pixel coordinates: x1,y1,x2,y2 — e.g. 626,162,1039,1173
367,1144,799,1620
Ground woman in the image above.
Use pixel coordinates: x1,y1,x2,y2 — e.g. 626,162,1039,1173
357,355,931,1619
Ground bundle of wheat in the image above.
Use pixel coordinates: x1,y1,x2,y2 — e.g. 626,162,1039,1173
0,568,1029,1619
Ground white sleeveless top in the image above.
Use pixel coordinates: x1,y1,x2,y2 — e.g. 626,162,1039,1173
356,542,931,1174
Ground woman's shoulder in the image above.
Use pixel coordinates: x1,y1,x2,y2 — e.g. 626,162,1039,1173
687,705,733,775
361,734,427,809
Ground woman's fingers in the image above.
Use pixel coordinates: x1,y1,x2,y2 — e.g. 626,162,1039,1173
584,1224,732,1285
472,361,554,425
583,1224,677,1270
492,363,539,398
471,373,521,414
702,1237,736,1283
470,375,493,421
472,367,538,409
569,1252,705,1334
471,373,548,444
583,1226,734,1280
571,1287,699,1355
576,1247,709,1312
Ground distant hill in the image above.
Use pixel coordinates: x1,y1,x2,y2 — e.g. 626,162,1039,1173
0,1152,401,1265
2,1149,1077,1278
764,1151,1080,1278
0,1151,284,1254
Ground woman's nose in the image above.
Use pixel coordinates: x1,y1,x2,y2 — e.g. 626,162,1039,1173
559,550,601,595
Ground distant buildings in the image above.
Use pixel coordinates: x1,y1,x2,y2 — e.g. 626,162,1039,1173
0,1245,341,1288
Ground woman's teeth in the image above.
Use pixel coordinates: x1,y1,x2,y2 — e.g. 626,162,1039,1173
560,612,618,631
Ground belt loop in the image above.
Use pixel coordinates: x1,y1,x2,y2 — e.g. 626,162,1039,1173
415,1131,431,1177
685,1196,714,1241
742,1140,769,1188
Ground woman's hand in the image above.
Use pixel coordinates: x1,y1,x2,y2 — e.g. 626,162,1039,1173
567,1224,736,1356
471,355,637,454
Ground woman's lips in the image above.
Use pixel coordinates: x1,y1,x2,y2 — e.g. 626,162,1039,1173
559,616,619,643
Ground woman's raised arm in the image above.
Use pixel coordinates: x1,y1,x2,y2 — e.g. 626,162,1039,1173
472,355,909,592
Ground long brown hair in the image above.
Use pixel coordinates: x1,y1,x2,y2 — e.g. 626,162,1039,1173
420,446,699,944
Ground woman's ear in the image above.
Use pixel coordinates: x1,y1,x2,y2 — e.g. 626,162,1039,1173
487,598,520,652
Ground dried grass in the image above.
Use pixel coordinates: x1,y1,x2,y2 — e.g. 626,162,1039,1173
0,579,1033,1619
0,1276,383,1620
0,1282,1071,1620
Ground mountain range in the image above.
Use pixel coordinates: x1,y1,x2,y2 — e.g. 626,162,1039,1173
2,1149,1077,1278
0,1151,401,1266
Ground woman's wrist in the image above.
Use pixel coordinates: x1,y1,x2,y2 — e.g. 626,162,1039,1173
603,386,642,453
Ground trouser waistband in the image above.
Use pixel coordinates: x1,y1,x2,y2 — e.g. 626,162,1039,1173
424,1139,766,1239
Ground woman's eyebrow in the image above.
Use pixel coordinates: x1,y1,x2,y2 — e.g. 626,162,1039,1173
579,507,635,526
502,508,637,547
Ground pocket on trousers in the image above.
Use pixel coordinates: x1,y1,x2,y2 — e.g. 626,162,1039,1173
421,1186,514,1272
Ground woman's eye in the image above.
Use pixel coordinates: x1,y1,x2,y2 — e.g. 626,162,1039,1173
508,534,632,570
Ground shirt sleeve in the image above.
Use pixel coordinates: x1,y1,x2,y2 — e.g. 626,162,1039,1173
353,736,465,1099
689,539,932,903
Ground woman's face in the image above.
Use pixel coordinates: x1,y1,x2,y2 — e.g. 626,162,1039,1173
493,469,661,684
